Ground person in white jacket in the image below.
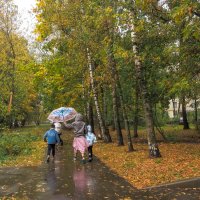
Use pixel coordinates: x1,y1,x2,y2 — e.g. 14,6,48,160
54,122,63,146
85,125,97,162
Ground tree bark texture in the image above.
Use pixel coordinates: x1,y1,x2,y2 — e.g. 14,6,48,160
87,94,94,133
133,80,139,138
106,22,133,149
108,45,124,146
117,74,134,151
194,97,199,130
130,14,161,157
87,48,112,142
182,95,190,129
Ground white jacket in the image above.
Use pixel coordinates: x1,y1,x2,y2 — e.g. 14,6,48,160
86,125,97,146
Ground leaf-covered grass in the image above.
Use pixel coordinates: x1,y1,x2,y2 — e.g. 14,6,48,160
0,126,47,167
94,126,200,189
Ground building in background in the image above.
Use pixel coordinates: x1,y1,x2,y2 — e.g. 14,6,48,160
167,99,199,119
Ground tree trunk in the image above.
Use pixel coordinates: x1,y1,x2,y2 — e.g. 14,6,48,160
86,84,95,132
117,74,134,151
130,12,161,157
5,28,16,127
182,95,190,129
88,97,94,133
194,97,198,130
112,85,124,146
108,42,134,152
106,24,133,149
101,86,108,128
87,48,112,143
178,100,181,116
133,81,139,138
105,17,124,146
111,118,115,131
143,99,161,157
83,80,88,124
108,46,124,146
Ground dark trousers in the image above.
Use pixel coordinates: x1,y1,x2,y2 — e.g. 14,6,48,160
88,145,93,159
47,144,56,157
58,134,63,146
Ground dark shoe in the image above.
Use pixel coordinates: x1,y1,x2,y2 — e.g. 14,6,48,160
46,156,50,163
88,157,93,162
81,159,86,164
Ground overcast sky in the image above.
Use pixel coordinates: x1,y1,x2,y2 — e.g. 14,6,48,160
13,0,37,41
14,0,36,10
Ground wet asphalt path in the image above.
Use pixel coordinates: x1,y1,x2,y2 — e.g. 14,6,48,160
0,139,200,200
0,141,137,200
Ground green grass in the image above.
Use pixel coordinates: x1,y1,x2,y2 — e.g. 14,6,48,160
0,125,48,164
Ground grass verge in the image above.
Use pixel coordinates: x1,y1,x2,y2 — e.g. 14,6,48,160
0,126,47,167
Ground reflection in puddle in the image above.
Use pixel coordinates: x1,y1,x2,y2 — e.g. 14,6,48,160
73,163,97,199
45,162,59,192
73,164,87,192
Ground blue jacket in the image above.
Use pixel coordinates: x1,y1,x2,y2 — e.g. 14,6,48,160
44,128,60,144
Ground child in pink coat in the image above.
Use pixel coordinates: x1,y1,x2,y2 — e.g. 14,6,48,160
64,113,89,163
